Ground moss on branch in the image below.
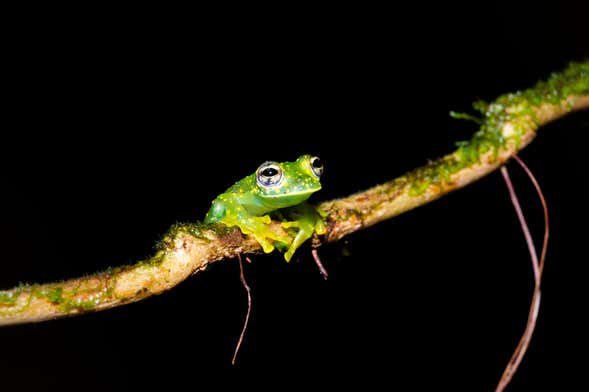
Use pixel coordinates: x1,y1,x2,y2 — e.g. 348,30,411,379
1,61,588,325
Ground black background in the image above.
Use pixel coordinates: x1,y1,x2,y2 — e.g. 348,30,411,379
1,3,588,391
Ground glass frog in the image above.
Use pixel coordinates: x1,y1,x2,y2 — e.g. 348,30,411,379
205,155,326,261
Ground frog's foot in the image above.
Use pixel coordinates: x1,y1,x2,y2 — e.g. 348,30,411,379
281,220,314,262
245,216,292,253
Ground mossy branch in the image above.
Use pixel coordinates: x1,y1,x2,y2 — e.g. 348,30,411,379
1,62,588,326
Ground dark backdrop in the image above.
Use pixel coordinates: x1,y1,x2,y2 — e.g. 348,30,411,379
1,3,588,391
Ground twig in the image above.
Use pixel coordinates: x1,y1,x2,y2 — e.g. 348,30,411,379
0,62,586,326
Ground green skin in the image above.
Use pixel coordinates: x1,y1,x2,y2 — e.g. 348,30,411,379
205,155,326,261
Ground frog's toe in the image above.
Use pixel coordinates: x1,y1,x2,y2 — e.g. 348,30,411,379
256,237,275,253
284,247,295,262
257,215,272,224
262,231,292,247
281,221,301,229
315,220,327,235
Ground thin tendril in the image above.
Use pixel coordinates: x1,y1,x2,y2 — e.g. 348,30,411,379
311,249,329,279
512,155,549,278
496,156,549,392
501,165,540,280
232,254,252,365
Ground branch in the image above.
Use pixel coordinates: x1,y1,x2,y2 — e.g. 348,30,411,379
1,62,588,326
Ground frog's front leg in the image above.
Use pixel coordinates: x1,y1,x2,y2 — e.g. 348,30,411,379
281,202,326,262
208,198,292,254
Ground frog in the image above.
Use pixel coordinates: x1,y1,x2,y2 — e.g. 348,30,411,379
204,154,326,261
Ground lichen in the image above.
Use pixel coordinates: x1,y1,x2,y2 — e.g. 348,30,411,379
0,292,17,305
59,297,102,312
0,284,35,316
167,222,212,241
0,273,118,316
44,287,64,304
136,250,166,268
0,283,30,306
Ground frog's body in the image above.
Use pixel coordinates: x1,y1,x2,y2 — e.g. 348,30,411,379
205,155,326,261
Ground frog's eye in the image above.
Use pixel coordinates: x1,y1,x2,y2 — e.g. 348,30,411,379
310,156,323,177
256,161,283,188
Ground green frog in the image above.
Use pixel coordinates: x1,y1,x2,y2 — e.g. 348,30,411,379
205,155,326,261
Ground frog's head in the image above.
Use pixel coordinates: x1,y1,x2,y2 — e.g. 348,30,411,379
254,155,323,207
